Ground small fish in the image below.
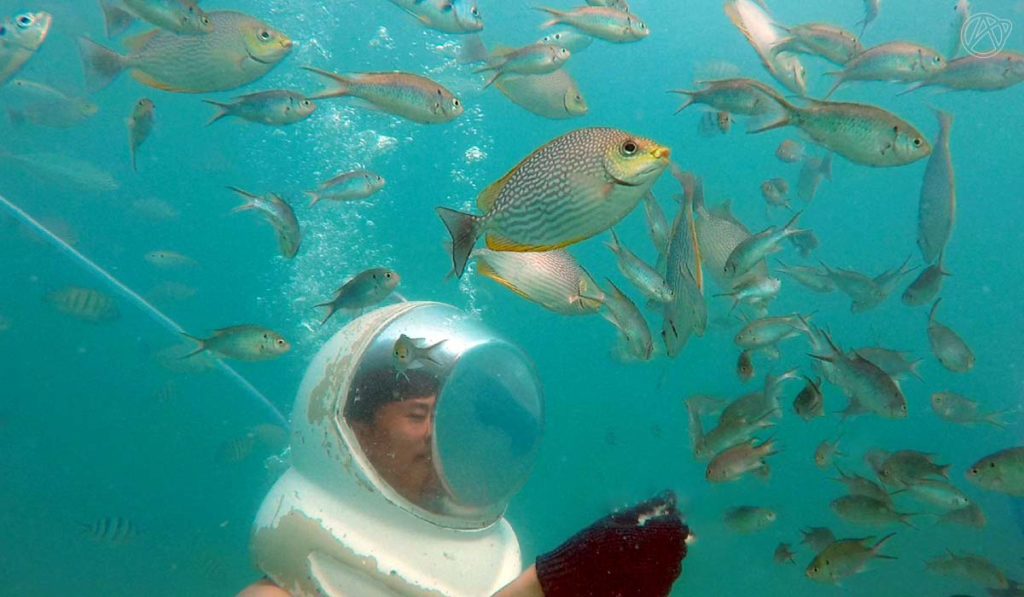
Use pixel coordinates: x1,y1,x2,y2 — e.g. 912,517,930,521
144,250,196,268
724,0,808,96
471,248,603,315
182,325,291,361
810,331,908,419
824,42,946,98
692,192,768,292
788,230,819,258
585,0,630,9
857,0,882,36
928,299,975,373
947,0,971,59
796,153,832,201
879,450,950,488
78,12,292,94
918,111,956,264
0,12,52,87
671,78,782,116
833,466,892,504
393,334,447,377
940,502,986,528
147,281,196,303
686,394,728,417
856,347,922,381
706,436,778,482
606,229,672,304
642,193,670,255
131,196,178,220
793,376,824,421
537,29,594,53
772,23,863,66
902,52,1024,94
697,110,733,137
536,6,649,43
0,152,120,193
724,211,804,277
660,172,707,357
216,433,256,463
715,276,781,310
128,98,155,171
387,0,483,34
475,43,571,88
737,350,755,383
598,278,654,362
775,543,796,564
776,261,835,293
905,479,971,512
965,447,1024,497
734,314,809,349
775,140,806,163
926,551,1010,590
815,435,844,470
80,517,139,544
306,67,463,124
101,0,213,37
931,392,1006,428
47,287,120,323
753,97,931,168
437,128,670,278
806,532,896,584
3,79,98,128
317,268,401,325
204,90,316,126
229,187,302,259
724,506,777,534
831,495,914,527
494,70,588,119
760,178,789,208
800,527,835,552
902,256,950,306
306,170,386,206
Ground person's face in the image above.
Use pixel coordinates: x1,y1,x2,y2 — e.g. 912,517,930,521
355,394,440,506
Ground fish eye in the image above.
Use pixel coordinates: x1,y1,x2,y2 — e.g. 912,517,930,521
259,30,272,41
471,7,479,16
201,16,210,25
302,100,311,106
16,14,32,27
385,272,392,278
913,138,922,146
621,140,638,155
989,461,996,468
276,338,285,346
452,98,461,107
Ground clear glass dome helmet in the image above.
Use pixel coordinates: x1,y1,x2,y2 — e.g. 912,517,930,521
251,302,544,596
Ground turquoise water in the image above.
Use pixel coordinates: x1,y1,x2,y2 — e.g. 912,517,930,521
1,0,1022,594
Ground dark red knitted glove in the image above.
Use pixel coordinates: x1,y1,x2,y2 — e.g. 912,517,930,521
535,491,689,597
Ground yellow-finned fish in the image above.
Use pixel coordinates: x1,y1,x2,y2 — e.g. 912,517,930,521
927,299,974,373
917,111,955,263
724,506,777,534
536,6,649,43
494,70,588,120
128,98,155,171
317,268,401,325
965,447,1024,497
472,247,603,315
0,12,52,87
181,325,290,361
806,533,896,584
78,11,291,94
753,96,931,167
393,334,448,378
47,287,120,323
305,67,463,124
439,127,670,278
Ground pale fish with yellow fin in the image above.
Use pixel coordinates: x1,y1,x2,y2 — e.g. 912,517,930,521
753,96,931,167
805,533,896,584
182,325,291,361
393,334,448,378
204,90,316,126
78,11,292,94
3,79,98,128
0,12,51,87
437,127,670,278
128,98,155,171
536,6,649,43
305,67,463,124
494,70,588,120
100,0,213,37
471,247,603,315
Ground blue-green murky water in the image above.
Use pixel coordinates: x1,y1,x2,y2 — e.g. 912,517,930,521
1,0,1022,595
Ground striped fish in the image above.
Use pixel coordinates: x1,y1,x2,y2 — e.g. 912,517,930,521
80,516,139,544
47,287,120,323
472,247,602,315
438,127,671,278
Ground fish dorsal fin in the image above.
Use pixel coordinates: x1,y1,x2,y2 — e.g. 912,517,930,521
124,29,160,54
476,172,512,212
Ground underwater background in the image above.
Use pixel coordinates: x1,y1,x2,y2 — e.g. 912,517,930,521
1,0,1022,594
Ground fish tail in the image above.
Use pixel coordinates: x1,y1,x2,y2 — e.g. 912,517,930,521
78,37,127,93
458,35,490,65
179,332,207,359
202,100,232,126
422,339,449,365
928,298,942,324
303,67,353,100
482,70,503,89
667,90,696,114
316,301,338,326
535,6,565,28
99,0,135,38
226,186,260,212
130,144,137,172
436,206,482,279
822,77,843,100
819,153,834,181
747,111,791,135
305,191,321,207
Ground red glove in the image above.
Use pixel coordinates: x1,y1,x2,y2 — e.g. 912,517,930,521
535,491,689,597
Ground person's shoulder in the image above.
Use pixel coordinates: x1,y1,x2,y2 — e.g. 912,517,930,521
236,579,292,597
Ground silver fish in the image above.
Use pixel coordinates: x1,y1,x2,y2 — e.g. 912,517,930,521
318,268,401,325
917,111,956,264
228,187,301,259
927,299,975,373
0,12,52,87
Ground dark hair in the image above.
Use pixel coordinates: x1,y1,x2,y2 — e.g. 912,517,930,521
345,368,440,424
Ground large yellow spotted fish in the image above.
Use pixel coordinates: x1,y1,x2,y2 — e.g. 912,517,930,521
78,11,291,94
438,127,671,278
